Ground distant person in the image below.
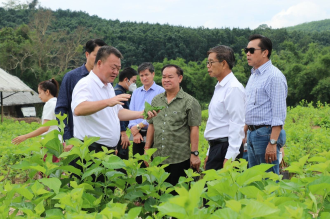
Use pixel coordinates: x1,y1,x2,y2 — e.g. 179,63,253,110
204,45,245,171
144,64,201,186
128,63,164,171
55,39,107,145
114,67,138,160
12,78,61,163
71,46,157,181
244,34,287,174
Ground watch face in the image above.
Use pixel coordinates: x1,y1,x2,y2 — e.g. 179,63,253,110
270,139,277,145
193,151,199,156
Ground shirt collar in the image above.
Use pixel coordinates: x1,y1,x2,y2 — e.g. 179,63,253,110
142,81,156,91
161,87,184,100
115,84,126,92
216,72,234,87
90,70,109,89
251,60,272,75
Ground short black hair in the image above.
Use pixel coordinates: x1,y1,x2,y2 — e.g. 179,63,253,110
119,67,138,82
207,45,235,70
138,62,155,74
85,39,107,53
161,64,183,76
94,46,123,65
248,34,272,58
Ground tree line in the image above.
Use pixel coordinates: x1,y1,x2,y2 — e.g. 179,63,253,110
0,8,329,107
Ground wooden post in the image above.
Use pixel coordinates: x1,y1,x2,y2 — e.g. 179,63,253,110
1,92,3,123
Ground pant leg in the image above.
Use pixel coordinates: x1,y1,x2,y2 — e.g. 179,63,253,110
205,142,229,171
117,136,129,160
164,159,191,186
247,126,280,174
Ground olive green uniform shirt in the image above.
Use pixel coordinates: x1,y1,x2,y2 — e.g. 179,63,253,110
148,88,202,164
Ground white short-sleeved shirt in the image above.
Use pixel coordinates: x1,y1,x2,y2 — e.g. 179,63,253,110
42,97,58,135
71,71,123,147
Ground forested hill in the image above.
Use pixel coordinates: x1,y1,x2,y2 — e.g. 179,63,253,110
1,8,330,107
286,19,330,32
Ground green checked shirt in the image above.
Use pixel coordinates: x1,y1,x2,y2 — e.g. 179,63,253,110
148,88,202,164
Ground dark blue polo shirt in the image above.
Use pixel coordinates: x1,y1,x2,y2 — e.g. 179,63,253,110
114,84,129,132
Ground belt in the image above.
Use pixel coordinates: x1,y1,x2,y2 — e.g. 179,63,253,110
140,129,147,136
247,125,270,131
208,137,228,147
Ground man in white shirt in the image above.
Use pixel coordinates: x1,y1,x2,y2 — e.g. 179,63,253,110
71,46,157,180
204,45,245,170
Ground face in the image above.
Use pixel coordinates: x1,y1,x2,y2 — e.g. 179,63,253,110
38,86,50,103
97,54,121,84
127,75,137,85
207,52,225,79
162,67,182,92
139,69,155,87
86,46,101,70
246,39,268,69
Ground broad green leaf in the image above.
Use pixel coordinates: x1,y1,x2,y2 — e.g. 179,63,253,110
102,155,126,169
226,200,241,212
127,207,142,219
45,209,64,218
308,156,327,162
309,192,318,213
41,130,63,157
81,166,104,180
58,165,82,176
210,208,239,219
240,200,279,218
239,186,265,199
157,202,186,218
39,178,61,194
34,200,45,216
236,164,273,186
41,120,58,127
16,187,34,200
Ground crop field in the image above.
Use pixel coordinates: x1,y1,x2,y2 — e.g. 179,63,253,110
0,101,329,218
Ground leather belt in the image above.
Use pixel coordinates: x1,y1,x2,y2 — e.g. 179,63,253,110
208,137,228,147
247,125,270,131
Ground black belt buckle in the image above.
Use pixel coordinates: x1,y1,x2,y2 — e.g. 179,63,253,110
248,125,269,131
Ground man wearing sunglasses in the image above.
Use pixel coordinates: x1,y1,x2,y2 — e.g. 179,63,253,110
204,45,245,171
244,34,287,174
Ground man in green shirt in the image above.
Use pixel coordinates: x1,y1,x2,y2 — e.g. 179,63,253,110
144,64,202,186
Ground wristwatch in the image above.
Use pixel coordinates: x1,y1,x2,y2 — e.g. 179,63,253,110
191,151,199,156
270,139,277,145
136,124,141,131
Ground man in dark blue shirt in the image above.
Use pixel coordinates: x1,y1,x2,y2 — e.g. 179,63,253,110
114,67,138,159
55,39,107,145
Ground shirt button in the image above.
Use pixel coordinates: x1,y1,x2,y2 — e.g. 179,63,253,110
165,114,167,116
162,145,164,148
163,130,164,132
164,122,166,124
167,106,168,108
162,138,164,140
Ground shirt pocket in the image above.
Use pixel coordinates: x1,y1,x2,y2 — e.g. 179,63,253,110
255,88,268,105
169,111,186,126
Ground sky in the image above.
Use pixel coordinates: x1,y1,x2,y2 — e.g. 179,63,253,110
2,0,330,29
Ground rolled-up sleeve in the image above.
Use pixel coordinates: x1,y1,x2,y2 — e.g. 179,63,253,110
224,87,245,160
187,98,202,127
269,75,287,127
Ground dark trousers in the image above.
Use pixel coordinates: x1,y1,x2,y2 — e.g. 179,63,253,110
205,142,244,171
117,136,129,160
133,130,147,184
70,142,116,182
164,159,191,186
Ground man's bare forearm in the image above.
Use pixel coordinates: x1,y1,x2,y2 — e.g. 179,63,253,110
145,124,154,149
190,126,199,151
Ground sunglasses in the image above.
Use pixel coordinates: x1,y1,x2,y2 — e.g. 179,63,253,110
244,48,263,54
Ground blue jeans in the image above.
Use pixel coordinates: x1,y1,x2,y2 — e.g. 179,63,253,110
247,126,286,174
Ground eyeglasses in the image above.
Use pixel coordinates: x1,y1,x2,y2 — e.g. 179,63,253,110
206,61,221,66
244,48,263,54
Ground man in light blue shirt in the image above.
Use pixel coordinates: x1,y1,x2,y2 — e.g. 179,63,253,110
128,63,165,174
244,34,287,174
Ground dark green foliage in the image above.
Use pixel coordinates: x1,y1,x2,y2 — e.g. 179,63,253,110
286,19,330,32
143,101,165,119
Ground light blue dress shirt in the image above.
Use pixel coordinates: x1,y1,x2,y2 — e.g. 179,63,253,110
128,82,165,129
245,60,288,127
